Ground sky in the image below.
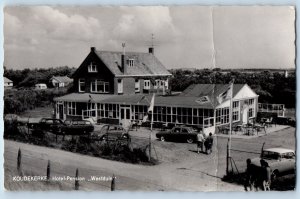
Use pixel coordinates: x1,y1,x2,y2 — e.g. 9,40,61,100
3,6,296,70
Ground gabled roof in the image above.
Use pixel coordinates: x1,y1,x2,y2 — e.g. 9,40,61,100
95,50,172,77
4,77,13,83
180,84,248,106
50,76,73,83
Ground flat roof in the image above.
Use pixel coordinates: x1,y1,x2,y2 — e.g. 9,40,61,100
54,93,214,109
54,93,115,103
101,94,214,109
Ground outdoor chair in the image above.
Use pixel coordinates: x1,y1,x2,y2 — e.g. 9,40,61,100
265,117,273,128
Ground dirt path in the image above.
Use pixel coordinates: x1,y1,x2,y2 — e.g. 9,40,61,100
4,139,243,191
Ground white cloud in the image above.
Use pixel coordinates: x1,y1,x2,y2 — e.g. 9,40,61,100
112,6,178,46
5,6,102,46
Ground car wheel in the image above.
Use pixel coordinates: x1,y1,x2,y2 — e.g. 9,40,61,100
187,138,194,143
160,136,165,142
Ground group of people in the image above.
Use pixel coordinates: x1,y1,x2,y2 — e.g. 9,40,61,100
244,158,272,191
196,132,214,155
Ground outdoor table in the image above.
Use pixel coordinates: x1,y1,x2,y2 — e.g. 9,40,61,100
243,125,254,136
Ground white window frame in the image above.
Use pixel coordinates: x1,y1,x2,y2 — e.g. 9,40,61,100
78,79,85,92
249,108,254,118
88,62,98,73
216,107,230,125
128,59,134,67
144,80,150,90
135,79,140,93
247,98,255,119
232,101,240,122
90,79,109,93
67,102,77,116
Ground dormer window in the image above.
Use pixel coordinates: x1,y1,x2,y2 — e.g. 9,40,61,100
127,59,134,67
88,62,97,72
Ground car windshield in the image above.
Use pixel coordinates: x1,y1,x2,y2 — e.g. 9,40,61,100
262,151,280,160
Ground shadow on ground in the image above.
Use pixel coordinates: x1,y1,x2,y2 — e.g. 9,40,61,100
222,172,295,191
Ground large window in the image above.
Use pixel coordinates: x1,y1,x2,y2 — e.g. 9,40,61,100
67,102,76,116
245,98,255,118
91,80,109,93
88,62,97,72
232,101,240,122
78,79,85,92
132,105,148,120
216,107,230,125
99,104,119,118
132,105,213,125
249,108,254,118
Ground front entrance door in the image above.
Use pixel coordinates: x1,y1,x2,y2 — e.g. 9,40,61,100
120,106,131,129
243,106,249,124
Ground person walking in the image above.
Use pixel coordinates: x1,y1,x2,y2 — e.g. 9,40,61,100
205,133,214,154
196,132,205,153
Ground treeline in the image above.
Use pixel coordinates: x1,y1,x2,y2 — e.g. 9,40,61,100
4,88,68,114
169,69,296,108
4,66,76,88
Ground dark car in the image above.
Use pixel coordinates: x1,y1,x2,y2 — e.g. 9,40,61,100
61,120,94,135
90,124,130,142
156,126,198,143
38,118,66,134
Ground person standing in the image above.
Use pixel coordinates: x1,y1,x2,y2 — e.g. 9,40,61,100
262,161,271,191
205,133,214,154
244,158,255,191
196,132,205,153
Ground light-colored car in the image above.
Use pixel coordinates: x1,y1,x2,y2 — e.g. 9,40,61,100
251,148,295,179
90,124,130,142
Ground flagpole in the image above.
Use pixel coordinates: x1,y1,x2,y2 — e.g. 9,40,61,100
149,93,155,162
227,81,234,175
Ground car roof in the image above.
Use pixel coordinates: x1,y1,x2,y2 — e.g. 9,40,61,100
264,148,294,154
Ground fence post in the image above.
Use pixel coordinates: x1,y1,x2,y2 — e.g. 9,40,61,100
260,142,265,158
47,160,51,181
17,148,22,175
75,168,79,190
226,138,229,176
148,133,151,162
111,174,115,191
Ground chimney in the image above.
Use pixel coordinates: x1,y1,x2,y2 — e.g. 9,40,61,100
121,43,126,74
91,47,96,52
149,47,154,54
121,54,126,73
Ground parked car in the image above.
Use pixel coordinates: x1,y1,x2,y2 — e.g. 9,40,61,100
37,118,66,134
156,126,198,143
251,148,296,180
62,120,94,135
90,124,130,142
